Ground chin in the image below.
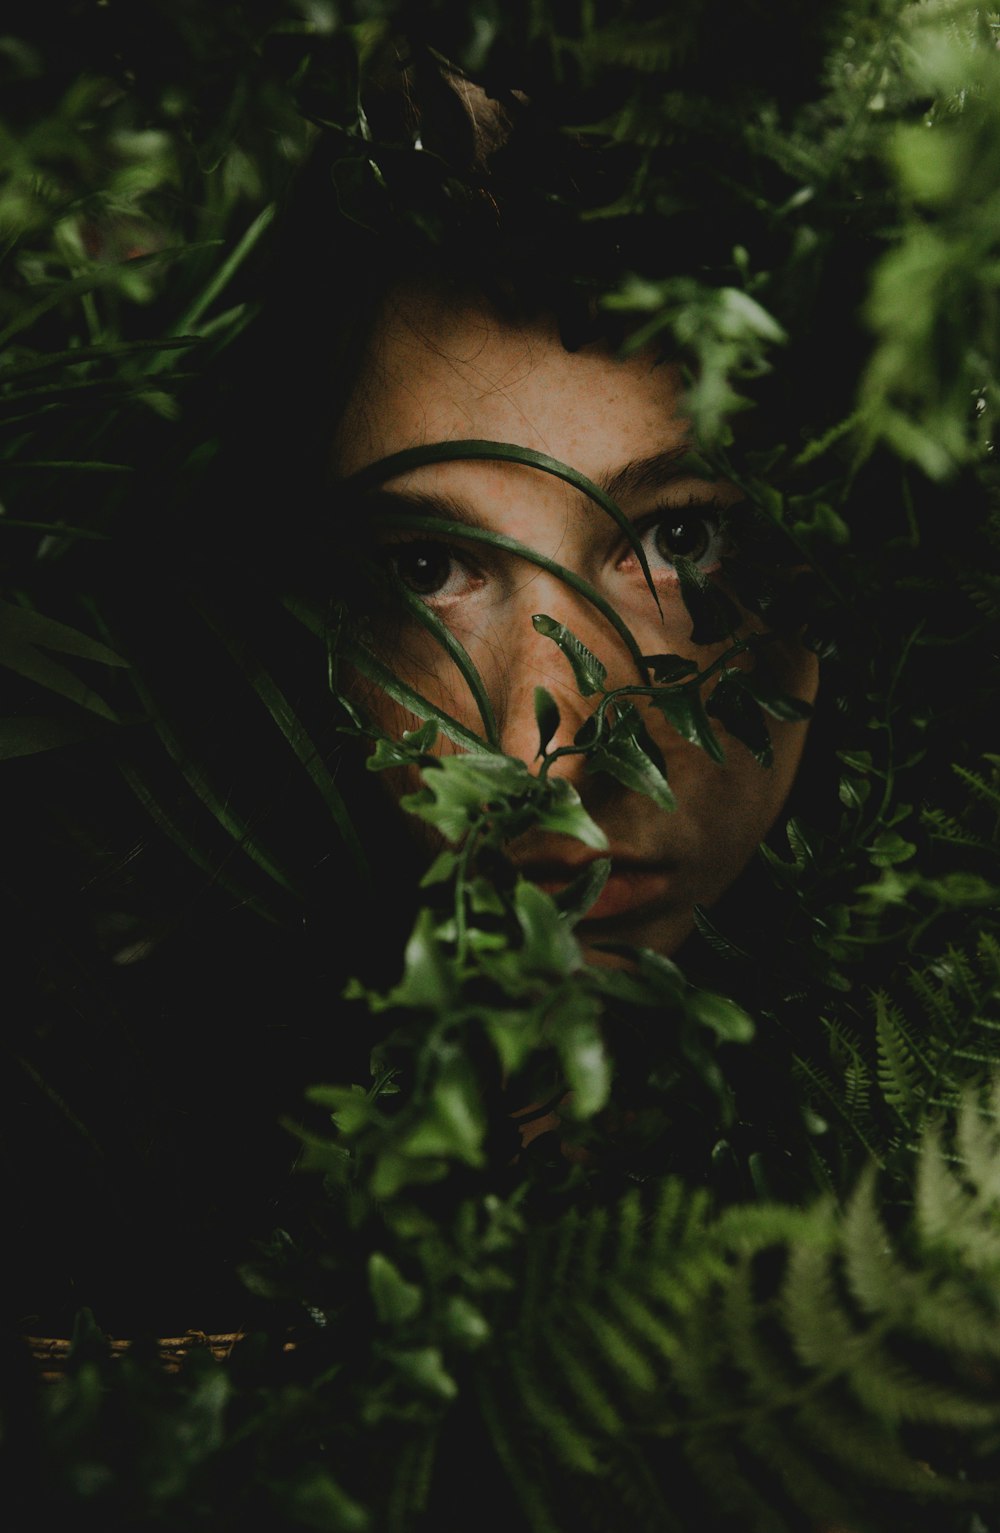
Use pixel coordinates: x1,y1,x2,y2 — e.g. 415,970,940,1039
577,904,695,965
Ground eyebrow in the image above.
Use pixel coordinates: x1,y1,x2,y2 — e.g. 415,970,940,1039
597,447,691,502
360,487,490,528
352,445,694,524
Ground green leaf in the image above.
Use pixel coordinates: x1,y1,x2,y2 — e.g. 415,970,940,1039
742,674,814,723
383,908,455,1012
588,705,676,810
869,831,917,867
533,780,609,851
650,683,725,762
706,673,773,766
674,556,742,644
553,857,611,921
444,1295,491,1348
687,989,755,1044
534,685,561,755
397,1053,486,1167
401,753,535,842
420,849,459,887
0,715,87,758
0,599,127,667
514,879,583,976
532,614,608,696
285,1469,370,1532
548,989,610,1117
386,1347,458,1401
368,1253,423,1324
643,653,699,684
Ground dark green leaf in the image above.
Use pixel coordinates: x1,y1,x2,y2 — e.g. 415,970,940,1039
674,556,742,644
588,705,675,811
643,653,698,684
532,615,608,696
706,673,773,766
534,685,561,755
650,684,725,762
368,1253,423,1324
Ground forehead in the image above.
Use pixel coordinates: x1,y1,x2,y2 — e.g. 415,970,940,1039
332,284,688,483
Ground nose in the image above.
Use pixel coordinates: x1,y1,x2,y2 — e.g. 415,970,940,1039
487,575,633,780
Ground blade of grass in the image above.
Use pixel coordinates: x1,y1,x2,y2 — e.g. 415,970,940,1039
0,337,201,383
372,512,649,676
394,582,500,747
118,758,280,924
170,206,276,336
0,246,220,350
350,438,662,614
194,601,372,888
282,593,493,751
126,666,303,897
6,459,133,471
340,636,490,753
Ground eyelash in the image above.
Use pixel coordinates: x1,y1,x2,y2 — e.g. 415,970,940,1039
382,504,729,604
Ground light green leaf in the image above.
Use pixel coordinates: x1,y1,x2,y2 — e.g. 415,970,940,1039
368,1252,423,1324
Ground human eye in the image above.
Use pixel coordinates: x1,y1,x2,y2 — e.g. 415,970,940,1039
627,503,728,578
383,537,482,603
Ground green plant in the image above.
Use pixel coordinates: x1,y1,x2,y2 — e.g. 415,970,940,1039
3,3,1000,1530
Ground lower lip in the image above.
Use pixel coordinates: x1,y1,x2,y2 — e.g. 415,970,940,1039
536,867,672,924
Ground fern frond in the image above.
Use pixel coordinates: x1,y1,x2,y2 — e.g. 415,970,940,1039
921,806,991,852
492,1096,1000,1529
874,990,926,1115
952,761,1000,813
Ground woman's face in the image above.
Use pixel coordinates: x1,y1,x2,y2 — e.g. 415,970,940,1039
333,284,819,957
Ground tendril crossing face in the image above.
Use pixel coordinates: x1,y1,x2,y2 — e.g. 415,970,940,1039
333,284,819,957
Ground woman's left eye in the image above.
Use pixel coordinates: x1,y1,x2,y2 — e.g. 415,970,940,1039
634,508,726,575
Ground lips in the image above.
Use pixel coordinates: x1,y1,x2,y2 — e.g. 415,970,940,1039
519,854,674,925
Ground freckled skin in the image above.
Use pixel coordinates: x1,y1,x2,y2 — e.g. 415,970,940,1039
333,284,819,958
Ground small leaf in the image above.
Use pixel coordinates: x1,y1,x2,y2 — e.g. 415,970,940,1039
548,990,610,1117
444,1295,491,1348
533,780,609,851
742,674,814,722
532,614,608,696
286,1469,370,1533
643,653,698,683
514,879,583,976
534,685,561,755
869,831,917,867
651,685,725,762
837,750,873,773
706,673,773,766
387,1347,458,1400
588,706,675,811
687,989,755,1043
553,857,611,921
674,557,742,644
398,1053,486,1166
368,1253,423,1325
420,849,459,887
377,908,454,1011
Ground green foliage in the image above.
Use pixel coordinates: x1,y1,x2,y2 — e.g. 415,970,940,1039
3,2,1000,1531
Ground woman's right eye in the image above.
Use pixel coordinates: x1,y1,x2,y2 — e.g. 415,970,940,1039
384,540,478,602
